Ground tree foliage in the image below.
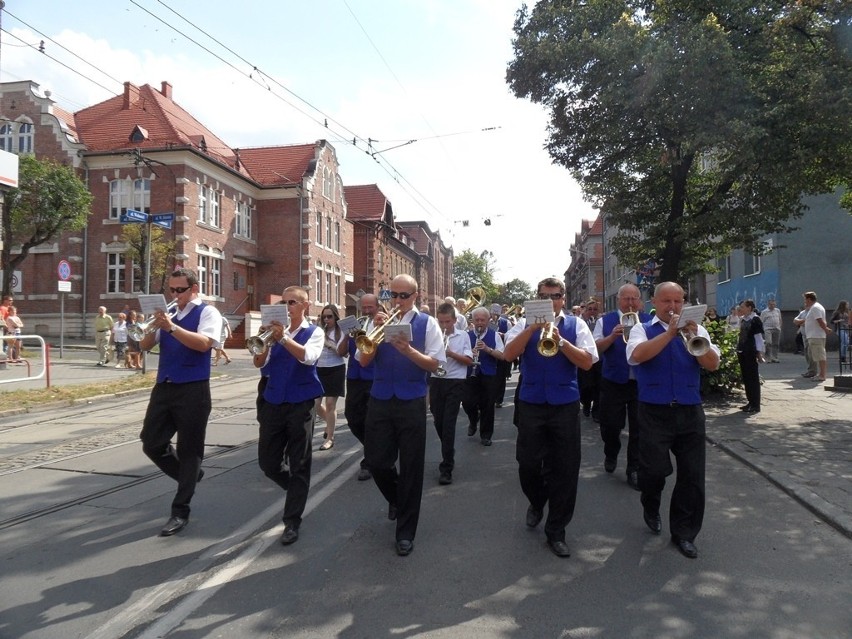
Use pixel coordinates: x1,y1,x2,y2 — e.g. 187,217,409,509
453,249,498,301
507,0,852,282
494,278,535,306
120,224,177,294
1,155,92,296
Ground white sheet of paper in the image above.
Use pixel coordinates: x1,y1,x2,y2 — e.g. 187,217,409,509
383,323,412,341
337,315,360,333
138,294,170,317
523,300,556,325
261,304,289,326
677,304,707,328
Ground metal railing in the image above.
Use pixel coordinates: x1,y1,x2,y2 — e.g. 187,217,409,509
0,335,50,388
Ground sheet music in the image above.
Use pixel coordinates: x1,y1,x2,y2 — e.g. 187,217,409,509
676,304,707,328
337,315,360,333
523,300,556,325
260,304,289,326
137,294,170,317
383,323,412,341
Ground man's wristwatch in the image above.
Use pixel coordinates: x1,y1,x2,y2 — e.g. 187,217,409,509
168,325,177,334
278,334,290,346
558,338,567,348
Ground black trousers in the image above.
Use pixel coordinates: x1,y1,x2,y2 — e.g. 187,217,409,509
737,351,761,409
257,399,315,529
578,362,601,416
344,378,373,470
365,396,427,542
638,402,706,542
598,378,641,472
462,373,498,439
140,380,211,519
495,359,512,403
515,400,581,543
429,378,465,474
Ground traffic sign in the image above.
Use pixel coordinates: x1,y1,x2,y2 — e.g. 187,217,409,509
58,281,71,292
379,289,392,302
152,212,175,229
120,209,148,223
58,260,71,281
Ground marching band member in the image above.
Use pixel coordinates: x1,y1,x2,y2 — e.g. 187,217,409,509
593,284,651,488
429,302,474,485
462,306,504,446
626,281,720,559
139,268,222,537
253,285,324,546
357,274,444,556
344,293,380,481
503,277,597,558
491,303,513,408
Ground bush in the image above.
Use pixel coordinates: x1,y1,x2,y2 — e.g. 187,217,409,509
701,319,742,396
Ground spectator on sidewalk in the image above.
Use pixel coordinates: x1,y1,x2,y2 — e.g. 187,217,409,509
0,295,13,355
802,291,832,382
830,301,849,363
111,313,129,368
4,305,24,363
737,300,765,414
212,315,232,365
126,310,142,369
760,299,782,363
94,306,113,366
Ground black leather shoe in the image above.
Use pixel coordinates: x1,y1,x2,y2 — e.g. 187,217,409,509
197,468,205,482
357,467,372,481
525,505,543,528
481,438,492,446
604,457,616,473
467,424,477,436
439,472,452,485
280,526,299,545
673,537,698,558
388,504,398,521
740,404,752,411
627,471,640,491
395,539,413,556
643,509,662,534
547,539,571,558
582,406,590,417
745,406,760,413
160,516,188,537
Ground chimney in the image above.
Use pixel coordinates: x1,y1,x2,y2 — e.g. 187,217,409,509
160,81,173,100
123,82,140,110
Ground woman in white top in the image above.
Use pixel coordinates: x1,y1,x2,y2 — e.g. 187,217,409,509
315,304,348,450
4,306,23,363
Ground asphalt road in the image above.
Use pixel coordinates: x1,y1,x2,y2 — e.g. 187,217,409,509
0,369,850,639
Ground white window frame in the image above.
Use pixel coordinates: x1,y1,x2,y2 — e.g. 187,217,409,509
744,251,760,277
109,178,150,220
325,268,332,304
17,121,33,154
107,252,126,293
316,268,323,303
236,200,253,239
198,185,208,224
0,124,12,152
326,216,332,247
315,211,323,245
209,189,221,228
198,254,209,296
717,255,731,283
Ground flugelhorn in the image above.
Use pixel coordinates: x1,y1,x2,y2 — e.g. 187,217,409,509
355,307,403,354
128,302,178,341
538,322,560,357
621,311,639,343
669,311,711,356
246,327,276,355
435,332,451,377
459,287,486,317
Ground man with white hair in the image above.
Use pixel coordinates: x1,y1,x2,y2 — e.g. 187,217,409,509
462,306,504,446
94,306,113,366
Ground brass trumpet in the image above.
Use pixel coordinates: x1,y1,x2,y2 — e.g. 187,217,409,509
435,332,451,378
538,323,560,357
669,311,711,356
621,311,639,343
349,316,369,338
128,302,178,341
355,307,403,354
246,327,278,355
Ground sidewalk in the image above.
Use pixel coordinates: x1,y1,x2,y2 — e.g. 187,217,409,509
704,354,852,539
1,342,849,539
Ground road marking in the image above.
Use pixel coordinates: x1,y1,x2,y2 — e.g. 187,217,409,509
87,444,362,639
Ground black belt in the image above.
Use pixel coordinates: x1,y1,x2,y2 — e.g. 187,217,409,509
97,330,110,332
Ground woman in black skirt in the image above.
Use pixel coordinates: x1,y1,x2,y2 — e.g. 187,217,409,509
315,304,347,450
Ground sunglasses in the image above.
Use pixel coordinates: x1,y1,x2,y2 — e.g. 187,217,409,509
390,291,414,299
321,314,334,319
282,299,300,305
169,286,191,294
538,292,564,300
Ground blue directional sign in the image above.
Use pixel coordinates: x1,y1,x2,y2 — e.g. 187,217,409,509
151,212,175,230
120,208,148,224
379,289,392,302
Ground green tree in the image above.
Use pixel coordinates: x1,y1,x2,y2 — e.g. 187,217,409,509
120,224,177,294
453,249,497,302
1,155,93,297
507,1,852,282
495,278,534,306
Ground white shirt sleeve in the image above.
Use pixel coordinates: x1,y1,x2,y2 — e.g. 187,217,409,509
573,318,599,363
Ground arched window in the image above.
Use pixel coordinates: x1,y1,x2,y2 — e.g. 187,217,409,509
0,124,13,152
17,122,33,154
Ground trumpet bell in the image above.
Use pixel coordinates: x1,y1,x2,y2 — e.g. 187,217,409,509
621,311,639,343
246,329,275,356
537,323,560,357
128,301,178,341
683,333,711,357
355,307,402,354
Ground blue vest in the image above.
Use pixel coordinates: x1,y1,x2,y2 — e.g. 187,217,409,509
263,325,324,404
346,336,374,381
634,321,702,405
600,310,651,383
518,316,580,404
468,327,499,376
370,312,430,400
157,303,211,384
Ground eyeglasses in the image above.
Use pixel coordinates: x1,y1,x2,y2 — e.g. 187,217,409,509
169,286,191,294
538,292,564,300
282,299,300,306
390,291,414,299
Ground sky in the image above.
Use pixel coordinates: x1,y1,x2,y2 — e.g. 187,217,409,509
0,0,596,287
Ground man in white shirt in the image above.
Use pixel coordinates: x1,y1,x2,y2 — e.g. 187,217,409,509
760,299,782,363
802,291,831,382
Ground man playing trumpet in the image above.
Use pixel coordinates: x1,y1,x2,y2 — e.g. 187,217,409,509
139,268,223,537
252,285,324,546
626,281,720,559
593,283,651,488
503,277,598,558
